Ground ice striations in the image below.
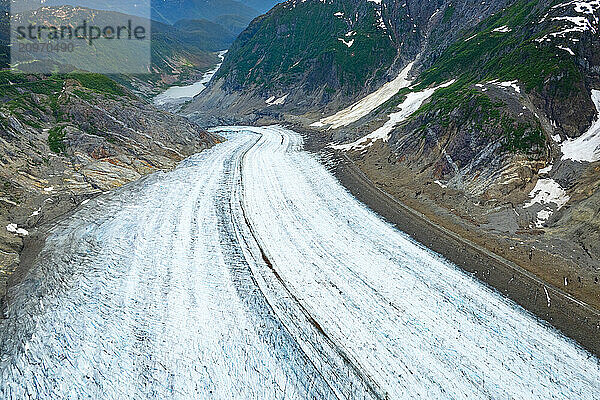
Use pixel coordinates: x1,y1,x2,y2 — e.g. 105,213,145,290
0,126,598,399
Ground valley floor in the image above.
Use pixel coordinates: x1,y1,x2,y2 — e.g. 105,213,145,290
0,126,598,399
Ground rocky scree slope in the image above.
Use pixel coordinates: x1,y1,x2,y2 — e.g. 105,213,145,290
188,0,600,309
0,72,218,300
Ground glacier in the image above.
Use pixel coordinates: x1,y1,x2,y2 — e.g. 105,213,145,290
0,126,598,399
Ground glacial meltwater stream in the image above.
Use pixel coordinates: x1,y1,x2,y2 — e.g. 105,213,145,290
0,126,598,399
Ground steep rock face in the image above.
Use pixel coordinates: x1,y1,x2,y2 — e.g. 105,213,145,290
0,72,219,298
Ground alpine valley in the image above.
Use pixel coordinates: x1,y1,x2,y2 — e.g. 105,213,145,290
187,0,600,314
1,0,600,397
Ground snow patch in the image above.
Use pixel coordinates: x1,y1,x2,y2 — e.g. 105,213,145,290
551,132,562,143
524,178,570,228
537,2,599,41
266,94,289,106
311,61,415,129
538,164,553,174
6,223,29,236
0,197,17,206
557,45,575,55
561,89,600,162
524,179,570,209
492,25,512,33
375,9,386,30
490,80,521,94
552,16,595,34
544,286,551,307
338,38,355,47
553,0,600,16
332,80,455,151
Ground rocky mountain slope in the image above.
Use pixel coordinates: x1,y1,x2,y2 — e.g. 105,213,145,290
188,0,600,308
0,72,219,300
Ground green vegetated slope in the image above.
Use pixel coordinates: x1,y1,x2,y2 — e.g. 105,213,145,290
150,20,221,74
0,70,216,203
203,0,597,154
173,19,238,50
3,5,229,97
401,0,597,154
0,70,216,159
214,14,256,35
216,0,396,98
0,70,216,194
9,7,152,73
420,1,568,90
